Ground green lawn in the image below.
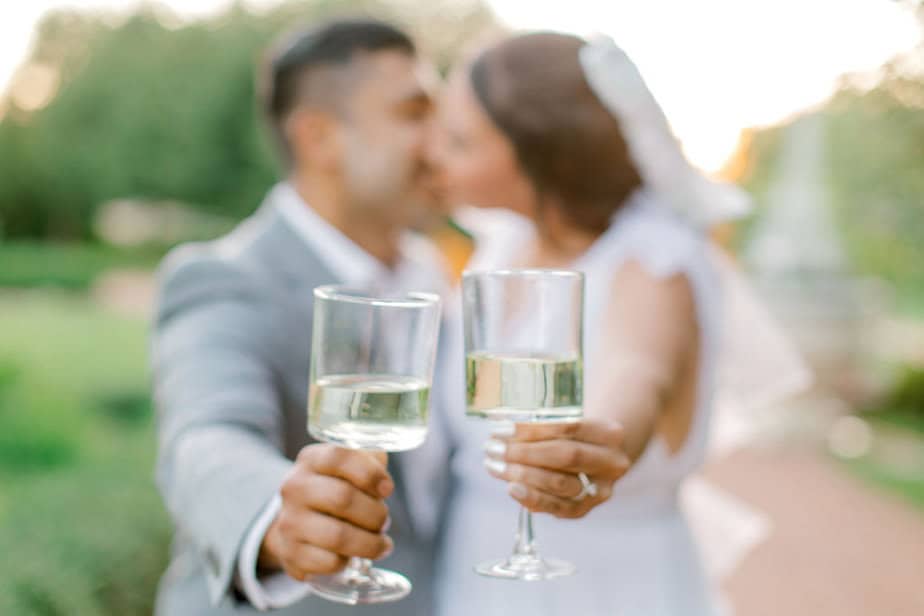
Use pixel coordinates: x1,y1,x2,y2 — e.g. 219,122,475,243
841,412,924,513
893,282,924,321
0,242,164,289
844,454,924,511
0,291,169,615
837,363,924,511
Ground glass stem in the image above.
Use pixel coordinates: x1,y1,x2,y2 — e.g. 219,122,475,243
349,557,373,577
512,506,538,559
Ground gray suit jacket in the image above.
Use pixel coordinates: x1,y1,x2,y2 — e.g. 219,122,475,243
151,191,440,615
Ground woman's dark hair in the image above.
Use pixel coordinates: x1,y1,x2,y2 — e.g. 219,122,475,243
470,32,642,232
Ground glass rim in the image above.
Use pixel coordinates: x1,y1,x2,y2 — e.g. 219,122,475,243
313,284,441,308
462,268,584,280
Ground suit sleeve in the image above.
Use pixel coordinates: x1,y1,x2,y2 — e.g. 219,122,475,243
151,249,293,606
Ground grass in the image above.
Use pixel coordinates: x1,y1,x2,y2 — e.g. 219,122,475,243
844,454,924,511
895,284,924,321
841,401,924,513
864,366,924,437
0,242,164,289
0,291,169,615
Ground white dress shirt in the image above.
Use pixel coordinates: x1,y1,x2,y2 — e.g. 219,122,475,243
235,182,449,610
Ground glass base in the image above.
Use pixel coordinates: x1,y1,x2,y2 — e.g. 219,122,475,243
475,553,576,581
307,566,411,605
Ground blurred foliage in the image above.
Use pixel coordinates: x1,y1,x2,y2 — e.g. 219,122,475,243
742,27,924,314
0,293,168,615
863,366,924,435
1,464,169,615
825,69,924,314
844,363,924,511
0,0,498,240
0,241,163,288
730,126,784,251
843,455,924,511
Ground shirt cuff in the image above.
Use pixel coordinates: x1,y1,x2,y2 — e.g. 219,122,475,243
235,494,313,610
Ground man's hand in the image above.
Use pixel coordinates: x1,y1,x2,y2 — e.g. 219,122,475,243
259,444,394,581
483,420,629,519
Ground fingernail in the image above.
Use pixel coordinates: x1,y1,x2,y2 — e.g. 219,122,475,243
490,421,516,438
378,478,394,498
483,457,507,475
382,515,392,533
381,536,394,559
483,438,507,458
509,483,528,499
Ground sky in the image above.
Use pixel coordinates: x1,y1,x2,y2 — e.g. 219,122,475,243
0,0,920,172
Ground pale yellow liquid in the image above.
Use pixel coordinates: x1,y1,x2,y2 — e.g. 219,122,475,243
466,352,583,421
309,374,429,451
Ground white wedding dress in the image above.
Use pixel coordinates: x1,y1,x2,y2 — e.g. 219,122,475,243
432,190,723,616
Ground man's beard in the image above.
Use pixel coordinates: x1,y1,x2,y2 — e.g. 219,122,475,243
346,157,439,230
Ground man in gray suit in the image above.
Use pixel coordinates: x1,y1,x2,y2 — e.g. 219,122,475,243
151,18,447,614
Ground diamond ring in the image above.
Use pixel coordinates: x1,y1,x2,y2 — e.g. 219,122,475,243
572,472,598,501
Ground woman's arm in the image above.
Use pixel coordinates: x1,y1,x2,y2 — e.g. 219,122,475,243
587,259,699,460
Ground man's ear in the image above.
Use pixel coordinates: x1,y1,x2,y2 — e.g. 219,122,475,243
286,108,343,172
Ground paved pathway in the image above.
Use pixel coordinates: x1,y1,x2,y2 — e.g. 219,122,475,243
705,448,924,616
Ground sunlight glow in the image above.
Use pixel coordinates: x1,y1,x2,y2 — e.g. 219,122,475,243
9,63,60,112
0,0,920,172
487,0,922,172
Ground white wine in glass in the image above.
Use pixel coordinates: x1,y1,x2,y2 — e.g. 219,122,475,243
306,285,441,604
309,374,429,451
462,269,585,581
466,352,582,422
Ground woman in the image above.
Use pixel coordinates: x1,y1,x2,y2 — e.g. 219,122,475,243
424,32,755,615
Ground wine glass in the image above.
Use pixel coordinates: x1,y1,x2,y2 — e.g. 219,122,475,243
307,284,441,604
462,269,584,580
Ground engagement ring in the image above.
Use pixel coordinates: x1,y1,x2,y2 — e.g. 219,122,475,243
573,472,598,501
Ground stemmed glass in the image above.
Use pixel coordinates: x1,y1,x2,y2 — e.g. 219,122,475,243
307,285,441,604
462,269,585,580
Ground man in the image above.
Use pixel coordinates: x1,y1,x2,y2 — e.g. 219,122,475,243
151,18,448,614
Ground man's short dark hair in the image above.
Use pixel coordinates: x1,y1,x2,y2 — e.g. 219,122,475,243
259,18,416,163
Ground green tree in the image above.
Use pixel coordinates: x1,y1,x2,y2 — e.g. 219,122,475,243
0,0,498,240
742,7,924,312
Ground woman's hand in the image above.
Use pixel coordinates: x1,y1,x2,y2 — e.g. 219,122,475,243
483,420,630,519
